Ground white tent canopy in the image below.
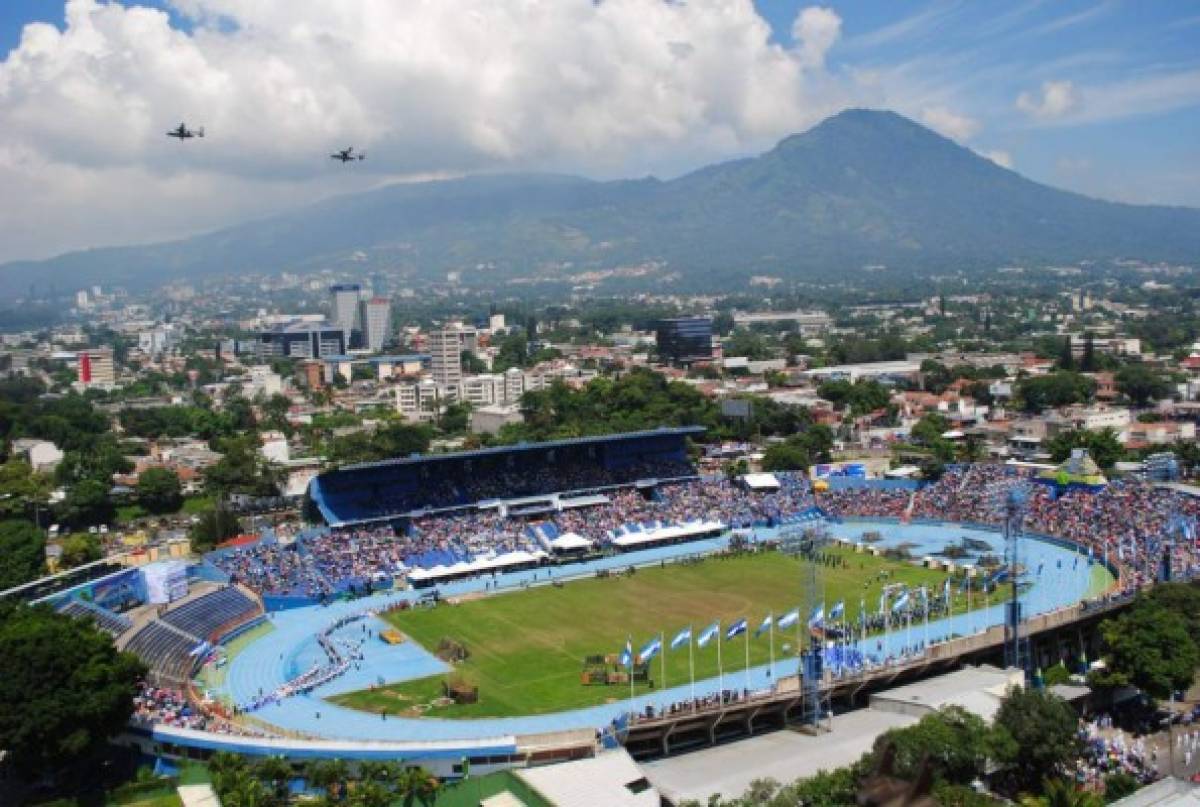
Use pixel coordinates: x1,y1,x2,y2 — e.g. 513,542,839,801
742,473,780,491
610,520,725,548
406,549,549,582
549,532,593,551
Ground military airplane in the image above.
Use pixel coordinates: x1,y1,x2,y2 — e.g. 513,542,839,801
167,122,204,140
330,146,365,163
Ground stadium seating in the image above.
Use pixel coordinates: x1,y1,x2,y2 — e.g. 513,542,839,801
160,586,260,640
123,621,203,685
56,599,133,637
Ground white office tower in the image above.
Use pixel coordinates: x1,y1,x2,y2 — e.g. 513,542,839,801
329,283,362,345
141,560,189,604
360,297,392,352
428,323,477,388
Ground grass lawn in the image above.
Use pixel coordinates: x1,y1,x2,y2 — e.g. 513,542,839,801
330,546,966,719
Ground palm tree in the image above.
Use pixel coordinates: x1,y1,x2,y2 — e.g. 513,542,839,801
307,758,351,802
254,755,294,805
396,766,441,807
352,781,393,807
1022,779,1105,807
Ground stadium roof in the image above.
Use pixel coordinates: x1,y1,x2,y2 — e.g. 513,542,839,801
334,426,707,473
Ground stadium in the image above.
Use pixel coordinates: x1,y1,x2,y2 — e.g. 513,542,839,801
26,429,1200,779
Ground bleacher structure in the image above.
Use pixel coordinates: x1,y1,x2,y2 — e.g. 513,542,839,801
120,585,264,687
309,427,704,527
123,621,202,686
56,599,133,637
160,586,259,639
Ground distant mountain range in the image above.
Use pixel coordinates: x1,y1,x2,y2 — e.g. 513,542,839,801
5,109,1199,296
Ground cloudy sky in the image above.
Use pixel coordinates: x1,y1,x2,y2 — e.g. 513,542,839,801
1,0,1198,263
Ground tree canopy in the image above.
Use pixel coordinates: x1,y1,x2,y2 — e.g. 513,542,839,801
0,603,145,779
136,467,183,514
992,687,1083,794
1045,428,1125,470
0,519,45,590
1090,596,1200,700
1016,372,1095,413
1114,364,1171,407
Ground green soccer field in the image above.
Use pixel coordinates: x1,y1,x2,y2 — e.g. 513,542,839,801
330,546,971,719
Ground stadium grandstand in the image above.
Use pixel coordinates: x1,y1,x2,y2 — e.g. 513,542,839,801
308,427,705,526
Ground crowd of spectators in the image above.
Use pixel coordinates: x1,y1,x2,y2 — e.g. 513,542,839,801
1077,717,1160,790
819,487,910,518
816,465,1200,585
211,542,332,598
211,473,817,596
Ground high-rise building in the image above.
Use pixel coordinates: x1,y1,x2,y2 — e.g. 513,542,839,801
77,347,116,387
329,283,362,345
656,317,714,366
254,323,345,359
428,324,477,388
360,297,392,352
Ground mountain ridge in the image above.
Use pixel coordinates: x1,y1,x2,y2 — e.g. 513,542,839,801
4,108,1198,296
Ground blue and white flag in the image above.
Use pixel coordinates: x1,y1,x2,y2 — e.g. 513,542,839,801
777,608,801,629
725,618,748,640
697,621,720,648
619,636,633,668
670,626,692,650
891,591,910,613
878,590,888,614
829,601,845,620
755,613,773,637
638,636,662,665
942,579,951,601
807,604,824,629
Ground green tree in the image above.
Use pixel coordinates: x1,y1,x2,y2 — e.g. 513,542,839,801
1044,428,1125,470
137,467,183,514
872,705,997,788
1090,600,1199,700
1017,372,1095,413
60,532,102,568
761,442,810,472
0,520,45,589
190,507,242,553
0,603,145,781
438,402,471,435
0,458,53,521
1114,364,1170,407
59,477,115,527
205,436,279,497
460,350,488,374
992,687,1083,794
1026,778,1104,807
1102,772,1139,803
252,755,294,805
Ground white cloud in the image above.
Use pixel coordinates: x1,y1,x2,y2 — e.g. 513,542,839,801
0,0,856,262
1016,80,1079,120
792,6,842,70
919,105,981,141
981,149,1014,169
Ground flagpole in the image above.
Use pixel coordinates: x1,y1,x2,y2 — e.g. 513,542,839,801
660,631,666,695
768,617,775,685
688,629,695,708
717,623,724,694
743,623,750,693
923,588,929,649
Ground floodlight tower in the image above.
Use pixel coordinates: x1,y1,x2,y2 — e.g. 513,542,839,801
1002,484,1031,677
778,524,830,729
